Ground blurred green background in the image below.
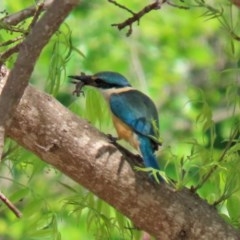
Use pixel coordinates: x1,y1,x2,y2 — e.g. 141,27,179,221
0,0,240,239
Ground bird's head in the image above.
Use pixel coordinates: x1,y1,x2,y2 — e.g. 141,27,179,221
69,71,132,90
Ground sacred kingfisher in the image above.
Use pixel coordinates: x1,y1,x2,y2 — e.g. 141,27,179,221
69,71,162,179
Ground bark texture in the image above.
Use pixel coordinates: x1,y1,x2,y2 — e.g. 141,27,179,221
0,0,78,128
5,84,240,240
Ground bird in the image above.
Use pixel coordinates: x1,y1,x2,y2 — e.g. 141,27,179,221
69,71,162,181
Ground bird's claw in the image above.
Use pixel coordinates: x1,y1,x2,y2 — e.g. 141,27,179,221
106,134,119,143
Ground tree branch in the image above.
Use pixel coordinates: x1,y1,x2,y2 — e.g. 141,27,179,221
0,192,22,218
111,0,164,36
110,0,188,36
0,0,78,129
1,0,53,26
0,42,22,67
3,83,239,239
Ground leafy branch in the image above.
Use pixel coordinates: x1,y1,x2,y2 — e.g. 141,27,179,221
0,1,50,66
190,0,240,42
1,0,52,26
193,124,240,192
110,0,240,41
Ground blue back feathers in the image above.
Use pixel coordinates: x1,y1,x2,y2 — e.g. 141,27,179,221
110,89,161,178
109,89,159,144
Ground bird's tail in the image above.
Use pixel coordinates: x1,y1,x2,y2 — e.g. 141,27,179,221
138,136,159,169
138,136,163,182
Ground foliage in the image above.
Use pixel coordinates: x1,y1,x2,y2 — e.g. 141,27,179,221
0,0,240,239
62,190,139,240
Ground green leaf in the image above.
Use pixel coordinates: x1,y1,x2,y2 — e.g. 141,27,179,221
23,199,44,218
228,143,240,155
28,228,54,239
227,196,240,221
9,188,29,203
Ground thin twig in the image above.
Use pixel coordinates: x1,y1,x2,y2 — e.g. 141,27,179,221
1,5,38,26
0,23,28,34
27,2,45,30
111,0,165,36
0,191,22,218
230,31,240,41
0,36,23,47
110,0,188,36
0,43,22,67
108,0,135,15
1,0,53,26
167,1,189,9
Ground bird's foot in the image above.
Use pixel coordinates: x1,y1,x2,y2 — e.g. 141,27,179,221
150,172,165,184
106,134,119,143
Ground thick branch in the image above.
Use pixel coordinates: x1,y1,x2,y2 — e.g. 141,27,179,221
5,84,240,239
0,0,78,129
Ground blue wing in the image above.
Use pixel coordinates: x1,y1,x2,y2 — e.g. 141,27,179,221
110,89,162,174
109,89,160,143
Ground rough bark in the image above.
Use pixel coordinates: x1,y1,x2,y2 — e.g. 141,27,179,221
4,84,240,240
0,0,78,129
0,66,8,160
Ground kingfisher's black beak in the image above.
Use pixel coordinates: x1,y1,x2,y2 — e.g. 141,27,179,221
68,74,96,86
